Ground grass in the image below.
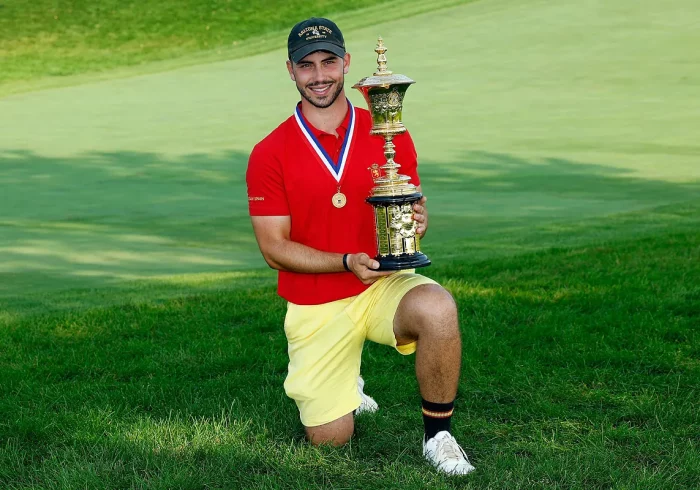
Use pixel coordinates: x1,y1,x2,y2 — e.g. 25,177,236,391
1,0,699,487
1,223,698,488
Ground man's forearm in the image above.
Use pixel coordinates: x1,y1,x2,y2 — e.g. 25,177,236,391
262,238,345,273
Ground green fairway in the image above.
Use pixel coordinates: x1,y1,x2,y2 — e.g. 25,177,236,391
1,0,699,487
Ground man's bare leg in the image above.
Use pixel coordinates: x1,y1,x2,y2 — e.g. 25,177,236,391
393,284,462,402
305,412,354,446
393,283,474,475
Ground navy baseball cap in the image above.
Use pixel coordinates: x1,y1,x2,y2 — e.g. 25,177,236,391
288,18,346,63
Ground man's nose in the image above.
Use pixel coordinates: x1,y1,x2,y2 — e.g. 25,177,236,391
311,65,326,82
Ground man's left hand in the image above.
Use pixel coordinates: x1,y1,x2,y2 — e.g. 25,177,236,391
413,196,428,238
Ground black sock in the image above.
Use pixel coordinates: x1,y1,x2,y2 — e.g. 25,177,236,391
422,398,454,441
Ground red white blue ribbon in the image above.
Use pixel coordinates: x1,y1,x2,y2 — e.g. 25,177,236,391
293,99,356,183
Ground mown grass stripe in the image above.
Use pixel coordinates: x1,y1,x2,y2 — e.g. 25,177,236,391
0,0,476,98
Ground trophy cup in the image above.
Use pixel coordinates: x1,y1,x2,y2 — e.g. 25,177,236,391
353,37,431,270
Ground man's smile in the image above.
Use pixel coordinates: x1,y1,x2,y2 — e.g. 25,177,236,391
308,82,334,96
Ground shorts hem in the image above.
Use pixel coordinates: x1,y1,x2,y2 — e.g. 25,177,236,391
299,396,361,428
396,341,417,355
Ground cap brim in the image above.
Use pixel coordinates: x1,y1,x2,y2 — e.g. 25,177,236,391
290,42,345,63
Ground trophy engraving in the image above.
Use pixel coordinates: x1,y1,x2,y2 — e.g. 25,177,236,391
353,37,431,270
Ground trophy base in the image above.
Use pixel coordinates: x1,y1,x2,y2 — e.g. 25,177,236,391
376,252,431,271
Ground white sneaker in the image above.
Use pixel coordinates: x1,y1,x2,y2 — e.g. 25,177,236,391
354,376,379,415
423,431,475,475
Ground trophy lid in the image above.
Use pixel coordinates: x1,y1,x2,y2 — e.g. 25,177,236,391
352,37,415,90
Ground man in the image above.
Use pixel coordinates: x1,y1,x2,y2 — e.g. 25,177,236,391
246,17,474,475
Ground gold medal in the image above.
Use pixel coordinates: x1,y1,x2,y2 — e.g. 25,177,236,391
332,192,347,208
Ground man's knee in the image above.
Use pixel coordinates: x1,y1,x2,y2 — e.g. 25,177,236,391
305,412,354,446
396,284,459,339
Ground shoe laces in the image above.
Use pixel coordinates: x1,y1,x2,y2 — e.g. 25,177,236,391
436,433,468,463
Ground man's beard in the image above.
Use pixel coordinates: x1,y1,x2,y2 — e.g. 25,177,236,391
297,78,345,109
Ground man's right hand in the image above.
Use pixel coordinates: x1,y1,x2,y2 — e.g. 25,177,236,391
347,253,394,285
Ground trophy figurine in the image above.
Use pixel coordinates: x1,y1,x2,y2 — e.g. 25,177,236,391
353,37,431,270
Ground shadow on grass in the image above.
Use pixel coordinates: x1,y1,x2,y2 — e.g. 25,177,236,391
0,148,261,282
2,148,698,303
416,151,700,244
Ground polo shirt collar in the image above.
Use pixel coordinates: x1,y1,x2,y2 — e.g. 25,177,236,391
296,99,351,138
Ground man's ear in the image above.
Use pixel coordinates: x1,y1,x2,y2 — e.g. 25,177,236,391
286,60,296,81
343,53,351,74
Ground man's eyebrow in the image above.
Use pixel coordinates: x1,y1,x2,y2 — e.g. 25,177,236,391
298,54,338,64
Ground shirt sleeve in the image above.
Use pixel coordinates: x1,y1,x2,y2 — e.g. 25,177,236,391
246,142,290,216
394,130,420,186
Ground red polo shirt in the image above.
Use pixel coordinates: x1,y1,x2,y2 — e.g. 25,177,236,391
246,100,420,305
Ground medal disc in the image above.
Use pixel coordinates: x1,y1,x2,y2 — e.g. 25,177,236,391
332,192,347,208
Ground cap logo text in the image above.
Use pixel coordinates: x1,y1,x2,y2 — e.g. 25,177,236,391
298,25,333,41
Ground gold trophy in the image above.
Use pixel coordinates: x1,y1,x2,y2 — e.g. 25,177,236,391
353,37,431,270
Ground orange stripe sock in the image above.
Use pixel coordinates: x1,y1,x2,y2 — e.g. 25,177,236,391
422,398,454,441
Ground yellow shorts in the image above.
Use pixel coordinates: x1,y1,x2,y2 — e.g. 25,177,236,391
283,271,437,427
